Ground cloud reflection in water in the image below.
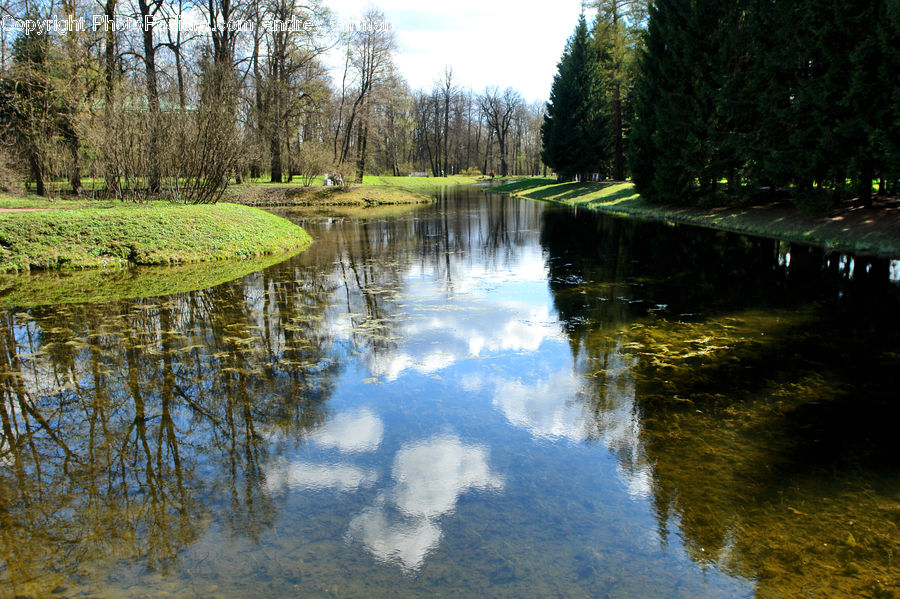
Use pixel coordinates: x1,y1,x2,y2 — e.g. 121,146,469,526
309,408,384,453
348,435,503,571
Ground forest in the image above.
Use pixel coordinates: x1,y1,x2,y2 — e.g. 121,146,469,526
542,0,900,209
3,0,898,210
0,1,545,203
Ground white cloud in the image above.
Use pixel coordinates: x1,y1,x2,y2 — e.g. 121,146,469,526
310,408,384,453
265,461,378,492
347,504,442,571
493,371,591,442
325,0,586,102
491,346,655,497
366,349,457,381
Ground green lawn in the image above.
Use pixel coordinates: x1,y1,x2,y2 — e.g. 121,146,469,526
493,178,640,205
0,195,123,210
362,175,481,188
0,201,312,272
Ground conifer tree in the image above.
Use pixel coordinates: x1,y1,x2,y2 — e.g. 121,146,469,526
542,15,610,181
592,1,647,181
628,0,699,202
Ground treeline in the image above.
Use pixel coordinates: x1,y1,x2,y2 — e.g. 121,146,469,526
545,0,900,209
0,1,543,203
542,1,647,182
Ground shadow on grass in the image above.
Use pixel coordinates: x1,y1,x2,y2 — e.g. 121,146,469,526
492,177,556,194
584,185,641,206
532,182,616,202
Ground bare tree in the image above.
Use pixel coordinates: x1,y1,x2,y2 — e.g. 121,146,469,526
135,0,164,192
335,8,396,182
257,0,330,182
479,86,522,176
440,66,455,175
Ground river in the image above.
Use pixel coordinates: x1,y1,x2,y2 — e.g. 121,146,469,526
1,188,898,598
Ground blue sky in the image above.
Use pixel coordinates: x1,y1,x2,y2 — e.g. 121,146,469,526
324,0,587,104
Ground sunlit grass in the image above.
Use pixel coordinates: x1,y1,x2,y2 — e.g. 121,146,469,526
0,202,312,272
362,175,480,188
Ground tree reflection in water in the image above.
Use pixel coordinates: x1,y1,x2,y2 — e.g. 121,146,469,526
1,195,899,598
0,211,416,595
542,208,900,598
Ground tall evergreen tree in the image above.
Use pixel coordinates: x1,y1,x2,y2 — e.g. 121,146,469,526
629,0,900,207
542,15,610,181
628,0,701,203
592,0,648,181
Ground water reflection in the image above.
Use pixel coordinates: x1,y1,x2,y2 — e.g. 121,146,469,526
348,435,503,571
541,207,900,597
265,461,378,493
493,371,590,442
0,191,898,598
0,256,341,595
309,408,384,453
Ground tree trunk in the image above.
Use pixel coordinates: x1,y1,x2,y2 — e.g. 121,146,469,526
70,134,82,195
175,47,185,109
857,162,873,208
270,133,282,183
138,1,161,194
443,95,450,176
612,81,624,180
30,154,45,197
355,121,369,183
104,0,117,101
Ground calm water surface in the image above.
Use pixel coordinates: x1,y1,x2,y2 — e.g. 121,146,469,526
1,189,899,598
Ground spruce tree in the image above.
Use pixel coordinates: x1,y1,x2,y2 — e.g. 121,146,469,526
542,15,610,181
628,0,699,203
592,1,648,181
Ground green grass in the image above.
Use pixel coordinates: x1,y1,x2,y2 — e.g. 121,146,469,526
226,174,481,207
361,175,480,188
493,178,640,204
227,183,429,206
495,178,900,258
0,202,312,272
0,194,123,210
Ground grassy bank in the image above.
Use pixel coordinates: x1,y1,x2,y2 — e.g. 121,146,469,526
0,200,312,272
495,178,900,258
226,175,480,207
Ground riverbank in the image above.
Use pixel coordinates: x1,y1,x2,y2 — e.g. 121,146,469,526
495,178,900,258
227,175,479,207
0,201,312,272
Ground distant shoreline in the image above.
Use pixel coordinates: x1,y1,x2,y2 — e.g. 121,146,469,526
493,178,900,259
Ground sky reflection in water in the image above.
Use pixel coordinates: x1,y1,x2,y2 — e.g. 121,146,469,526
2,190,899,598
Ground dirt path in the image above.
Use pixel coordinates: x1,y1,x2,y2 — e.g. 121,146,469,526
0,208,55,213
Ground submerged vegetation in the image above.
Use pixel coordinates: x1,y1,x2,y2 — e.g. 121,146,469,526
0,202,312,272
1,192,898,597
542,205,900,597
